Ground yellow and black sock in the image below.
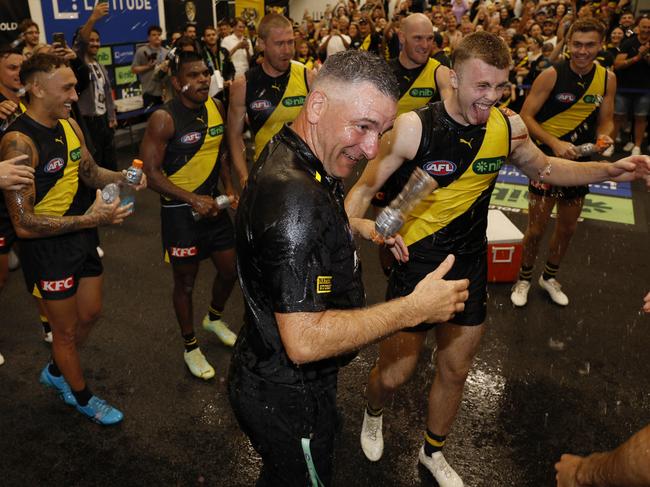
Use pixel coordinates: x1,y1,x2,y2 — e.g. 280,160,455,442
423,429,446,456
518,265,533,282
40,315,51,335
183,332,199,352
365,402,383,417
208,304,223,322
542,261,559,281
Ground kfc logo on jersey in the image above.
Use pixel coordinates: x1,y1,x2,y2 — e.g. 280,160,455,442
423,160,457,176
40,276,74,292
170,246,198,258
180,132,202,144
250,99,272,111
555,92,576,103
44,157,65,173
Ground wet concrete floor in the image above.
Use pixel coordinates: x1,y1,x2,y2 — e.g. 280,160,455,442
0,148,648,486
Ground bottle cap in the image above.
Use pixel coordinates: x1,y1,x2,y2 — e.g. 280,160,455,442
132,159,144,168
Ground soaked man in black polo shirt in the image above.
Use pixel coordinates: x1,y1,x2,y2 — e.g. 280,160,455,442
228,50,470,487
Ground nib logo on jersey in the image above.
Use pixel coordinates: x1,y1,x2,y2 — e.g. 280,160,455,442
41,276,74,292
423,160,457,176
44,157,65,173
170,246,198,258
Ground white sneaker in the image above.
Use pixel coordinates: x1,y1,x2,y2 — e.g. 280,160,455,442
538,276,569,306
96,246,104,258
43,331,53,343
7,249,19,271
601,145,614,157
183,348,215,380
202,315,237,347
360,409,384,461
0,352,4,366
631,146,641,156
418,447,464,487
510,280,531,307
623,141,634,152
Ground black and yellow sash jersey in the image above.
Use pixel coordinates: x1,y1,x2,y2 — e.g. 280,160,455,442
8,114,88,219
389,57,442,116
393,102,511,255
159,96,225,205
359,32,382,55
535,61,607,153
245,61,308,161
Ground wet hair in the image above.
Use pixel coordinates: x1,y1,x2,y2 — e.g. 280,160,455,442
313,50,398,101
19,53,67,86
171,50,204,76
452,31,511,70
258,13,292,40
568,18,606,40
148,25,162,36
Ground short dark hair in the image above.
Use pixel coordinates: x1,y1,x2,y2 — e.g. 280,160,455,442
147,25,162,36
171,50,204,76
19,53,67,86
314,50,398,101
184,22,197,32
452,31,511,70
0,46,23,60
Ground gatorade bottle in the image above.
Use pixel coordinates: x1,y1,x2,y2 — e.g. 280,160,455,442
121,159,143,210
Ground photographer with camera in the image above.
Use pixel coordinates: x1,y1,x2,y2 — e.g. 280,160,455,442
131,25,169,109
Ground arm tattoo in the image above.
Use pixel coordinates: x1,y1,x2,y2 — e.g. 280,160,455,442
78,150,122,189
1,133,94,238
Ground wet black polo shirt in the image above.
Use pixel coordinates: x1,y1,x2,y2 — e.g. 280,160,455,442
234,125,365,385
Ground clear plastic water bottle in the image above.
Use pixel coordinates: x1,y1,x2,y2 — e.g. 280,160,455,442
121,159,143,210
101,183,120,203
375,167,436,238
191,194,232,221
574,143,597,157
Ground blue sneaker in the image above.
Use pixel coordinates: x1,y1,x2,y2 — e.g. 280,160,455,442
75,396,123,425
39,363,77,406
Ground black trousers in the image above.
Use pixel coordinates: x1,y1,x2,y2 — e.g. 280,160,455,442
82,114,116,171
228,359,338,487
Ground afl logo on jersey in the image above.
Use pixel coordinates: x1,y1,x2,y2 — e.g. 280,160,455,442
250,99,272,111
180,132,202,144
44,158,65,173
423,160,456,176
555,92,576,103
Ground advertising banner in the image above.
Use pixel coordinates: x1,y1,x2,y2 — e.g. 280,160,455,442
0,0,31,45
29,0,164,46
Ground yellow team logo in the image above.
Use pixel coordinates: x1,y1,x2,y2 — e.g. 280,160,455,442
54,137,64,145
316,276,332,294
